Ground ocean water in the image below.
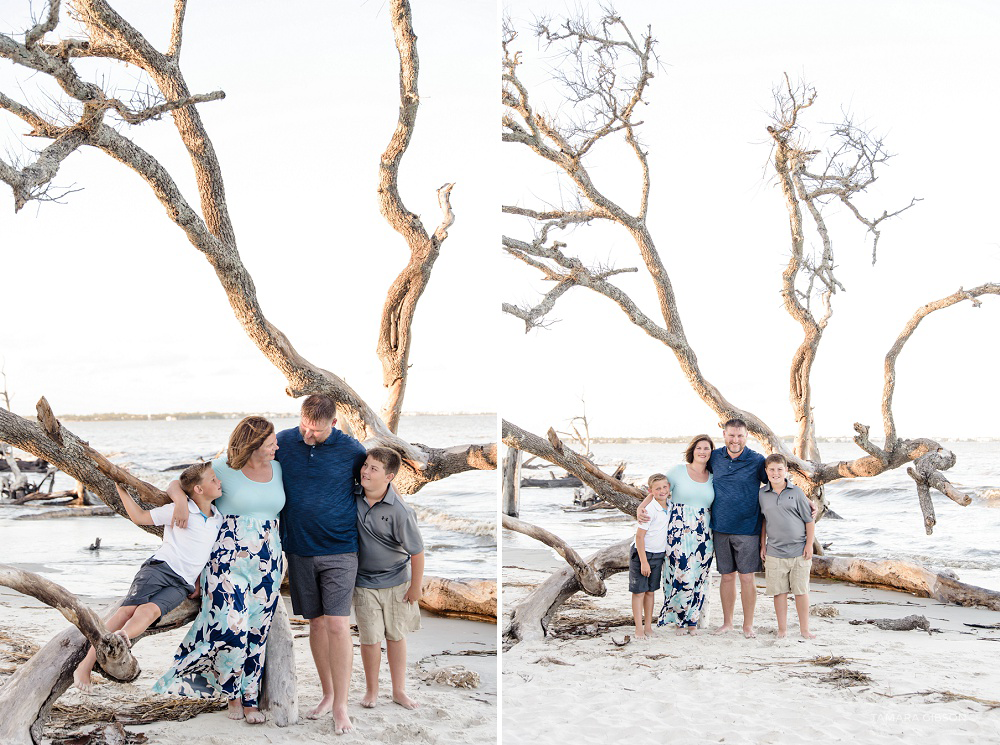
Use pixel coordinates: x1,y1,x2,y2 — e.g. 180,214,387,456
504,439,1000,591
0,414,497,601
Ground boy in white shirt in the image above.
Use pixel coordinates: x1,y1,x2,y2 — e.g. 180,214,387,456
73,462,223,692
630,473,671,640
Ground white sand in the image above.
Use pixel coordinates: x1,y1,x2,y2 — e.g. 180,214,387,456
502,550,1000,744
0,590,496,744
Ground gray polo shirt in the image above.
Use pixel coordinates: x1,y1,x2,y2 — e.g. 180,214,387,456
355,484,424,589
758,481,814,558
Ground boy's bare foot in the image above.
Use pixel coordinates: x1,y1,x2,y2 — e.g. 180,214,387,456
72,670,94,694
333,708,354,736
227,699,244,720
801,631,816,639
634,630,646,640
743,626,756,639
306,695,333,720
114,629,131,648
393,692,419,710
710,623,734,635
776,629,787,639
361,691,378,709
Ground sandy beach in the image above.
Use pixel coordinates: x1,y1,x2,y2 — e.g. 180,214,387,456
502,547,1000,744
0,587,496,744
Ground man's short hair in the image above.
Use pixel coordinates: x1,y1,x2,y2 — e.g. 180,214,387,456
723,417,748,431
647,473,668,488
179,462,213,496
764,453,788,469
366,446,401,478
301,394,337,423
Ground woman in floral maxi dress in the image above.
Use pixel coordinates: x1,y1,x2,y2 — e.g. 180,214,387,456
153,416,285,724
658,435,715,634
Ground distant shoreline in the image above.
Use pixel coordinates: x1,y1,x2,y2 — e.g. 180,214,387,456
587,435,1000,444
27,411,496,422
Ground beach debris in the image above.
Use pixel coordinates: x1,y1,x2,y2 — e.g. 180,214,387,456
50,698,224,730
88,538,102,551
820,668,872,687
610,636,631,647
963,622,1000,630
876,689,1000,710
420,665,481,688
809,605,838,618
56,722,149,745
529,656,574,667
16,506,114,520
849,614,932,633
807,654,850,667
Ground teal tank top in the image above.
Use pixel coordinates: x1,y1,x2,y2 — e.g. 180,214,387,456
211,456,286,520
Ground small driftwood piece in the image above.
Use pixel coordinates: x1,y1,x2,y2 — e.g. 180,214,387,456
848,614,931,633
15,506,114,520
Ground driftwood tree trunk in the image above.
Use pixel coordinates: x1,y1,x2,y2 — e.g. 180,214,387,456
502,445,520,517
0,0,494,494
0,566,205,745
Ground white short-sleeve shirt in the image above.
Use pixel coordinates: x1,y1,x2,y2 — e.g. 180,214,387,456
632,500,669,553
148,500,224,586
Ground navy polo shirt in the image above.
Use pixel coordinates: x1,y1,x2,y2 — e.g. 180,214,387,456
276,426,367,556
708,446,768,536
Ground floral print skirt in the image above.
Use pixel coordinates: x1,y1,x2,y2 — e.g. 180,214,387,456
658,503,713,628
152,515,283,708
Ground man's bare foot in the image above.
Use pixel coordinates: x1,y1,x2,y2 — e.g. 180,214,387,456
333,708,354,736
306,695,333,720
776,629,787,639
392,692,419,710
226,699,244,720
361,691,378,709
711,623,734,635
243,707,265,725
800,630,816,639
73,669,94,694
743,626,757,639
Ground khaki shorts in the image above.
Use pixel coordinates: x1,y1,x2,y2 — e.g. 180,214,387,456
353,582,422,644
764,555,811,596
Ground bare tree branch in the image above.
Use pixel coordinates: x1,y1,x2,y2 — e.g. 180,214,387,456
882,284,1000,449
502,514,605,595
167,0,187,59
375,0,455,433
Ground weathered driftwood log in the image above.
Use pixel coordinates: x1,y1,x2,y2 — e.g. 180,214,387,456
505,539,630,644
848,614,931,632
520,475,583,488
15,505,114,519
502,445,520,517
502,515,605,597
811,555,1000,611
419,577,496,622
258,599,298,726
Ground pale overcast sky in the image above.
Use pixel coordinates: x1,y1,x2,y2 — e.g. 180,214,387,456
502,0,1000,439
1,1,497,417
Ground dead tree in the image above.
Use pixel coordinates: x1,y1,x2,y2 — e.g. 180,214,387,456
0,0,495,495
502,12,994,530
0,1,493,739
500,10,996,641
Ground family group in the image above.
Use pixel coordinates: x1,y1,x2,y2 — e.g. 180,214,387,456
73,395,424,734
630,419,817,640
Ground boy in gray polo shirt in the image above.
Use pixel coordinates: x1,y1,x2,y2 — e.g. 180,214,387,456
354,446,424,710
759,453,816,639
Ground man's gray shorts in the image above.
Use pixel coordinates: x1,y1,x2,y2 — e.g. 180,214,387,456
714,531,763,575
286,552,358,619
122,558,193,618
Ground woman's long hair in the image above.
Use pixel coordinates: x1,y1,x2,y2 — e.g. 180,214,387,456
227,416,275,470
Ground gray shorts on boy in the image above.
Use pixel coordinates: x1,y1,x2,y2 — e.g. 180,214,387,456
628,546,666,594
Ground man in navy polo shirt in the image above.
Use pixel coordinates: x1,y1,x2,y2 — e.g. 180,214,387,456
708,418,769,638
277,394,367,735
